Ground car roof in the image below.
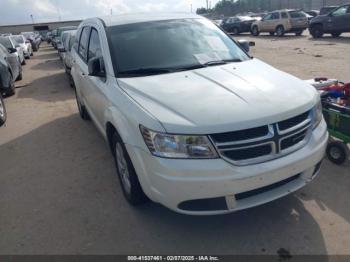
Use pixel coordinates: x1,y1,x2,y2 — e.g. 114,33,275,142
89,13,201,27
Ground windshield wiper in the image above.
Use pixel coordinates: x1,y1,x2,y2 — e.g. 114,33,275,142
118,67,175,76
203,59,243,67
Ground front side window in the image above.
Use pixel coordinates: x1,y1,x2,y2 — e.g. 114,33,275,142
289,11,306,18
107,18,250,77
263,14,273,20
78,27,90,61
281,12,288,19
87,28,102,61
332,6,348,16
271,13,280,19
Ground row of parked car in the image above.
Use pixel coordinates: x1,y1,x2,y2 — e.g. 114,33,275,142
220,3,350,38
0,31,41,127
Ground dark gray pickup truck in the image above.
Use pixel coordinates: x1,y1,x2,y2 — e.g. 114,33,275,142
309,4,350,38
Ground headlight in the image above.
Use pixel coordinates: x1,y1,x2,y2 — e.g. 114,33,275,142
313,100,323,129
140,125,218,159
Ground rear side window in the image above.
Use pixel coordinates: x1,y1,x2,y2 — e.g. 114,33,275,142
289,11,306,18
78,27,90,61
87,28,102,61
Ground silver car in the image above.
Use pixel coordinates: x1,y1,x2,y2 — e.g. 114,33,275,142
61,30,76,87
0,36,25,65
10,35,33,59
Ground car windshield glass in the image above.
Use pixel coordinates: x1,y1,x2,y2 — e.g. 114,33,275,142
0,37,12,48
12,36,24,44
108,18,250,77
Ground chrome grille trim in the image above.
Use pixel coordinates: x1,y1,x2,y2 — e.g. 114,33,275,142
209,110,313,166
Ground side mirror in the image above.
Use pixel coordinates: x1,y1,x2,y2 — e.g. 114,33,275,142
237,40,255,52
8,47,17,54
88,57,106,78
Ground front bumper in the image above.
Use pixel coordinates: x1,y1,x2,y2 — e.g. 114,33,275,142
126,119,328,215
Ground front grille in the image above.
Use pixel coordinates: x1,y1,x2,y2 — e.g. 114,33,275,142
223,144,272,161
210,126,269,143
210,110,312,165
278,111,309,131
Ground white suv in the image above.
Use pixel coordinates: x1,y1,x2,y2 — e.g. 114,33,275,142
71,13,328,215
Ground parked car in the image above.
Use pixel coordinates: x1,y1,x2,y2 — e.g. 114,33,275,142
0,43,21,96
46,32,53,44
319,6,338,15
51,29,58,48
21,32,40,51
309,4,350,38
0,93,6,127
57,30,73,60
0,36,25,65
251,10,308,36
71,14,327,215
10,35,33,59
221,16,257,35
53,26,77,50
61,30,77,78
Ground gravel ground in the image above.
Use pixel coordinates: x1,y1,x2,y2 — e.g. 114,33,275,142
0,33,350,256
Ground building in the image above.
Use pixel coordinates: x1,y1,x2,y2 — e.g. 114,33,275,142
0,20,82,35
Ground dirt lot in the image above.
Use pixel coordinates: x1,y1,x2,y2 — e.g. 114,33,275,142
1,33,350,256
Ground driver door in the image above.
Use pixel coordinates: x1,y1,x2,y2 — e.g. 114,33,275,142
260,13,273,32
327,5,349,32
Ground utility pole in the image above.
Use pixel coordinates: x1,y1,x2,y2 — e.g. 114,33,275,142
206,0,209,10
30,14,34,24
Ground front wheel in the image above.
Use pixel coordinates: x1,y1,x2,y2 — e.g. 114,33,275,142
0,94,7,127
112,133,149,205
295,30,303,36
311,25,324,38
326,141,348,165
276,26,285,37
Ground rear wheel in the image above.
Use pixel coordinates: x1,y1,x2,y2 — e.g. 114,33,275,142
269,32,275,36
276,25,285,37
251,26,260,36
112,132,148,205
0,94,7,127
326,141,348,165
331,32,341,38
16,70,23,81
5,74,15,96
295,30,303,36
232,27,239,35
311,25,324,38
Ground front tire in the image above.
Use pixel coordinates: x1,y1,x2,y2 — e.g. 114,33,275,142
0,94,7,127
295,30,303,36
112,133,148,205
276,25,285,37
326,141,348,165
311,25,324,38
5,75,16,96
331,32,341,38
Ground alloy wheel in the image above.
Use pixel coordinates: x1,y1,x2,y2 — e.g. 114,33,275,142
115,142,131,194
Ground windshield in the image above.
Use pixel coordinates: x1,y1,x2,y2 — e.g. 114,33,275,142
108,18,250,77
11,36,24,44
0,37,13,49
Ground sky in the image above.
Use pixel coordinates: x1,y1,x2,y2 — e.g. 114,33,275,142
0,0,219,25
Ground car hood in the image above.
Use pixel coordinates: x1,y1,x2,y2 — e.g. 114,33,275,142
117,59,318,134
310,14,328,23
